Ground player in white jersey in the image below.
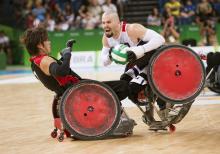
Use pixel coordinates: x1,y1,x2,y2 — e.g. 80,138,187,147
101,11,166,109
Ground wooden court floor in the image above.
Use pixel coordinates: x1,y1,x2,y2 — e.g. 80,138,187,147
1,83,220,154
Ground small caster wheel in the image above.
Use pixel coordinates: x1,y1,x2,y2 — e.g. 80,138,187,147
169,124,176,133
51,131,57,138
51,128,58,138
58,135,64,142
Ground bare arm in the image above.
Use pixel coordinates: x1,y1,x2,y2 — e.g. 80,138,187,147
40,56,56,76
40,53,72,77
127,23,147,42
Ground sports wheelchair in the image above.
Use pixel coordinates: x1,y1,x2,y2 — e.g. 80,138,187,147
201,52,220,94
50,43,206,141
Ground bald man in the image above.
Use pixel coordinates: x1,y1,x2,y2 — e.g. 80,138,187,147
100,11,166,110
101,11,165,65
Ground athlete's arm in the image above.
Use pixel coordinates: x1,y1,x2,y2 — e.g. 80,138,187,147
40,56,56,76
101,35,112,66
40,52,72,76
127,24,165,59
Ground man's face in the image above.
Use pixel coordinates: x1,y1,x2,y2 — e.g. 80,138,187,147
102,14,119,38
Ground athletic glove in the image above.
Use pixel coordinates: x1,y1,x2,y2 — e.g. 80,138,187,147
60,47,71,58
66,39,76,48
127,51,137,63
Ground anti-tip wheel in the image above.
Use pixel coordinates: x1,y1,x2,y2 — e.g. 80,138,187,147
58,135,64,142
51,130,57,138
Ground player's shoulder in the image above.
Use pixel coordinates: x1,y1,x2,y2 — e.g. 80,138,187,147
41,55,56,66
42,55,53,60
127,23,147,31
127,23,147,37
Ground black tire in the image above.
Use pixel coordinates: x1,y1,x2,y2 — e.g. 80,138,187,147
207,86,220,94
206,67,220,94
147,44,206,104
59,80,121,140
52,95,60,118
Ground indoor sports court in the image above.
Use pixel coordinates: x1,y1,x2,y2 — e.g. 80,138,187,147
1,0,220,153
1,68,220,154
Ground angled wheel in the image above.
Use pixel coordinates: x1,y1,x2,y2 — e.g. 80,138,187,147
208,86,220,94
206,68,220,94
59,80,121,140
148,45,205,104
142,100,193,131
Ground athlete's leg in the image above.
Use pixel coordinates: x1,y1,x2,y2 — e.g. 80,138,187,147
157,98,166,110
103,80,129,101
103,80,136,136
120,65,140,82
120,50,155,82
128,71,148,104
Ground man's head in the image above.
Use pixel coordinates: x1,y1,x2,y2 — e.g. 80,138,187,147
102,11,120,38
21,27,51,56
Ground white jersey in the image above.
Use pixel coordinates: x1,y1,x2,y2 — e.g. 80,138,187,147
107,22,138,47
101,22,165,66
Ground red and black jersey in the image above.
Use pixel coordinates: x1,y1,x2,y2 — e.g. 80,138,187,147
30,55,81,95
